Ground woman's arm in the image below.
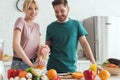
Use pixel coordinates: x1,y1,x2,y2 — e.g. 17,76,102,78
13,29,37,68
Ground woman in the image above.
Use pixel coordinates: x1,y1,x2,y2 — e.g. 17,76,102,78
11,0,49,70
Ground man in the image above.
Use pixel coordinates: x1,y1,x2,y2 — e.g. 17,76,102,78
46,0,96,73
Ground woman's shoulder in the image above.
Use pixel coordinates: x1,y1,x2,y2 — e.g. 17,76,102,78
16,17,25,24
16,17,24,21
15,17,25,23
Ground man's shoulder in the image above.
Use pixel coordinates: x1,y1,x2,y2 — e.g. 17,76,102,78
69,18,80,23
48,21,57,26
68,18,82,24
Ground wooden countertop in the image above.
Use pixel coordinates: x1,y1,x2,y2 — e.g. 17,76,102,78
59,73,120,80
61,75,120,80
2,61,120,80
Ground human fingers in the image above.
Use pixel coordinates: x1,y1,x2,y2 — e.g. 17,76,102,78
41,47,50,55
31,63,38,68
38,60,46,66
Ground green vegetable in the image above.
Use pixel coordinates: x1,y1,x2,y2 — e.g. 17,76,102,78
32,76,41,80
26,67,35,72
32,69,42,77
102,60,110,66
67,72,73,75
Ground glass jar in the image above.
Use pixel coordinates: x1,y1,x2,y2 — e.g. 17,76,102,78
0,61,4,80
0,40,4,60
0,40,5,80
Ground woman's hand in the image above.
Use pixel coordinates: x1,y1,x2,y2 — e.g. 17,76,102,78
36,45,50,67
30,62,38,68
36,57,46,67
40,45,50,55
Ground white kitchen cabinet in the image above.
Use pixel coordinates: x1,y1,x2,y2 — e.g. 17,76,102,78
3,62,12,80
0,61,5,80
77,60,90,72
83,16,120,63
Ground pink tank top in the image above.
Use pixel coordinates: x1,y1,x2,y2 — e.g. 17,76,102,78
13,17,40,59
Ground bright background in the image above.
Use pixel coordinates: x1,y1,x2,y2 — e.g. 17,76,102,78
0,0,120,55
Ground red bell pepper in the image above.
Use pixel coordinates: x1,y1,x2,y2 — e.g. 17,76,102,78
7,69,16,79
7,69,23,79
14,69,23,77
83,70,96,80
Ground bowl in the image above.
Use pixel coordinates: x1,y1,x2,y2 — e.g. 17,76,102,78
102,66,120,75
2,56,13,62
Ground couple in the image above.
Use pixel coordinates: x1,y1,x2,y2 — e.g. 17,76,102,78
11,0,96,73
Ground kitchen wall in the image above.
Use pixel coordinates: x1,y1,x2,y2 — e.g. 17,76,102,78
0,0,120,55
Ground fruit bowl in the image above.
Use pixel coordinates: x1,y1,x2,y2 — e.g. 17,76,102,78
102,66,120,75
2,56,13,62
2,54,13,62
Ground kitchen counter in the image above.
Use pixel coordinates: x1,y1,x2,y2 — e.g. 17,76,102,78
62,75,120,80
109,75,120,80
2,61,120,80
3,61,12,80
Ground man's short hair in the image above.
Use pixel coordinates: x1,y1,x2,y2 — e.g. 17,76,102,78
52,0,68,7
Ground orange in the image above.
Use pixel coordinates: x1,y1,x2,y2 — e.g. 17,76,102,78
0,50,3,60
37,66,45,70
98,70,110,80
47,69,57,80
0,50,3,54
72,72,83,79
18,71,27,78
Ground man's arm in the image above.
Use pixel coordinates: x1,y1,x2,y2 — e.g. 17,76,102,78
79,35,96,64
45,40,52,49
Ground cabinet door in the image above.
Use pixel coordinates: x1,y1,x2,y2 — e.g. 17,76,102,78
3,62,12,79
77,61,90,72
83,17,96,59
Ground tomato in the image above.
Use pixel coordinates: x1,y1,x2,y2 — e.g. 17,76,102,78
52,76,62,80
